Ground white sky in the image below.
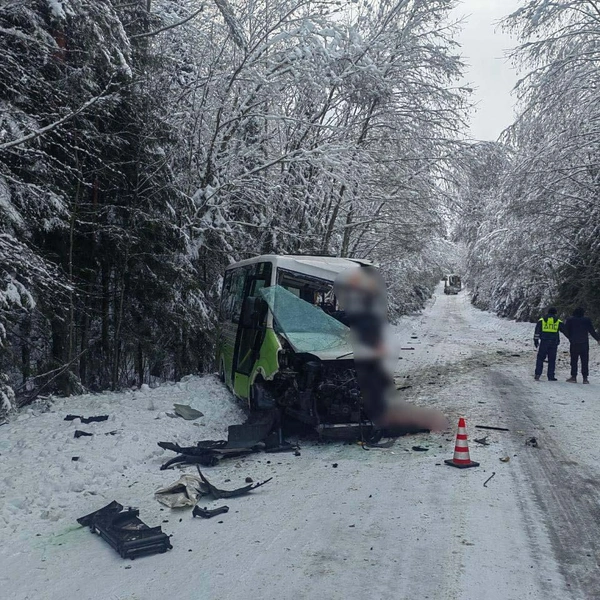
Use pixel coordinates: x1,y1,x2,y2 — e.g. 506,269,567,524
454,0,522,141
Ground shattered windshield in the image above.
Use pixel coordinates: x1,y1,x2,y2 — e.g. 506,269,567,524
259,285,351,354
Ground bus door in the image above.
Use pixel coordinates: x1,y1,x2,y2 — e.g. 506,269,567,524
232,263,272,396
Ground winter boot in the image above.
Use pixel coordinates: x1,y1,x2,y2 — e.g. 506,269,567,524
583,378,590,384
534,375,540,381
548,377,557,381
566,377,577,383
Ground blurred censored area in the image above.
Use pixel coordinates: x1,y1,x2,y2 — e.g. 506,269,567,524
334,267,447,432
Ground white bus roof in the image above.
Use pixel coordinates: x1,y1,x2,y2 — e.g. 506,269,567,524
226,255,373,282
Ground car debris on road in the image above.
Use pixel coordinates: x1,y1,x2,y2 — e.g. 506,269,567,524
65,414,109,424
77,501,172,559
192,505,229,519
155,471,272,508
483,472,496,487
170,404,204,420
475,425,510,432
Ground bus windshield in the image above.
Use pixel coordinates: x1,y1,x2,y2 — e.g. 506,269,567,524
259,285,350,354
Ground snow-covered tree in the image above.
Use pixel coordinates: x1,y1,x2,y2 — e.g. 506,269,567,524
455,1,600,323
1,0,469,408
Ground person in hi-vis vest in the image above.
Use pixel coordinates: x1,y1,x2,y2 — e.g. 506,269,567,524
534,307,568,381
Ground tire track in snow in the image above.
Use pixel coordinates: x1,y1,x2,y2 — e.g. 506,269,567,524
491,370,600,599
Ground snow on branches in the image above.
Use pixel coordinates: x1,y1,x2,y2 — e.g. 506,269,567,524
0,0,467,402
455,1,600,322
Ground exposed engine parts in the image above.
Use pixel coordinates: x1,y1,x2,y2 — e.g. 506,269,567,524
262,355,363,428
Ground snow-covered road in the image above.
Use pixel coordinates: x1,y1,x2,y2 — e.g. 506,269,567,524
2,286,600,600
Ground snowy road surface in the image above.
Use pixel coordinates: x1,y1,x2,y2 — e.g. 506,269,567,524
2,286,600,600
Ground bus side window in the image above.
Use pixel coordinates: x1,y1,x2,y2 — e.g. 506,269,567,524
249,262,272,296
220,268,246,323
230,269,247,324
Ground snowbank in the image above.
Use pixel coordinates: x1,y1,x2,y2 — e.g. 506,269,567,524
0,376,244,533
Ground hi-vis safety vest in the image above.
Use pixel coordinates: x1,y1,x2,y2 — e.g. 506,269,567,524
540,317,561,333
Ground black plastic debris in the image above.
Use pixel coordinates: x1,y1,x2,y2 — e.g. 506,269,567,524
475,425,509,432
77,501,172,559
192,505,229,519
227,414,275,447
263,431,297,453
74,430,93,438
196,468,272,499
412,446,429,452
158,408,298,469
65,415,108,424
158,440,257,470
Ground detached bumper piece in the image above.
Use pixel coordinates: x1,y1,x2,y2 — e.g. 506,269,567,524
77,501,172,559
157,409,296,469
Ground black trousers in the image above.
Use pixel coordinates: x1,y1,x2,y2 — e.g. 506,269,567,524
535,341,558,379
570,342,590,378
355,359,392,423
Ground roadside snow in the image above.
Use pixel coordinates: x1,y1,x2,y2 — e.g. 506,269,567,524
0,376,244,534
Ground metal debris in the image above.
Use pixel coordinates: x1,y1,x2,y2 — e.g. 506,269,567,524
483,472,496,487
476,425,510,432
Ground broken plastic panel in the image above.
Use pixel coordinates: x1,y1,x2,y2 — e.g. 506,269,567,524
77,501,172,559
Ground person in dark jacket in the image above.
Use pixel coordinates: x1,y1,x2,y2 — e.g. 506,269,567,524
334,268,447,435
565,307,599,384
534,307,568,381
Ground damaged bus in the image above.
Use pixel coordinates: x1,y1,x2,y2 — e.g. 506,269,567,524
216,255,372,436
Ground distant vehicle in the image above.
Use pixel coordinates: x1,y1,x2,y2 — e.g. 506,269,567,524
444,274,462,295
216,254,374,437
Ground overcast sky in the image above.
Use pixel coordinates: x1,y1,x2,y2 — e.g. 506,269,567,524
454,0,522,141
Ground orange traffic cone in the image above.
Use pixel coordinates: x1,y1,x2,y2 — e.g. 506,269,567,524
445,417,479,469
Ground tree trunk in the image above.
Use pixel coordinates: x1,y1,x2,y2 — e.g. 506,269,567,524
111,247,128,390
340,203,354,258
136,342,144,387
101,261,110,386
